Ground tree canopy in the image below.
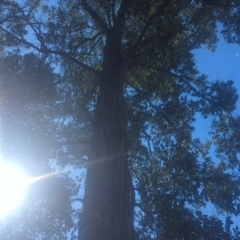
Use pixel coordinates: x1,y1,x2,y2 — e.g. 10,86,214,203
0,0,240,239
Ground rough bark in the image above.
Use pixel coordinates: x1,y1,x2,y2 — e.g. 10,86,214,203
78,29,135,240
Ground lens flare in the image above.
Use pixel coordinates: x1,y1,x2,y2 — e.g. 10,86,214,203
0,161,30,219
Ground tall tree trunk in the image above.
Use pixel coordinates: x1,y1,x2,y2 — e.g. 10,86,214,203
78,30,135,240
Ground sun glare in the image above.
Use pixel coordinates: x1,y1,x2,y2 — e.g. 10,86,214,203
0,161,30,219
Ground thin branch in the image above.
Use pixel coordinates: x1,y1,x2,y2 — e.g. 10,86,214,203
0,26,101,76
110,0,116,26
126,0,170,60
101,0,112,28
53,140,90,147
86,36,102,58
125,79,210,161
125,79,174,128
1,1,101,76
141,131,154,158
73,31,103,51
80,0,109,34
172,73,237,117
170,73,215,103
115,0,128,26
71,197,84,203
135,202,157,214
133,64,218,109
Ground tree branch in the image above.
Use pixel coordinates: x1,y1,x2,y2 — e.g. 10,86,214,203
110,0,116,26
101,0,112,28
131,63,218,109
80,0,109,34
170,72,217,105
115,0,128,26
52,140,90,147
125,0,170,61
1,2,101,76
125,79,210,161
71,197,84,203
125,79,174,127
0,26,101,76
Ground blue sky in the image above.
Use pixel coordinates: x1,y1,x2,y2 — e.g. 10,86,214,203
192,32,240,142
194,34,240,112
193,33,240,228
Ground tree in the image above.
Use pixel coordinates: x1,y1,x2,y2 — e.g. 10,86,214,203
0,0,240,239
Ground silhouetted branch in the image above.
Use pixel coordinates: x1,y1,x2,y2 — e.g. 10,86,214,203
80,0,109,34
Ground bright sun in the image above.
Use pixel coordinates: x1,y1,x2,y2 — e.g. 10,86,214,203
0,161,30,219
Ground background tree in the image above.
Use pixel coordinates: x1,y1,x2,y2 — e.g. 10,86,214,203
0,53,77,239
0,0,240,239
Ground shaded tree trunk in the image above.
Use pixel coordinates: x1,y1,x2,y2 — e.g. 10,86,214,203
78,29,135,240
